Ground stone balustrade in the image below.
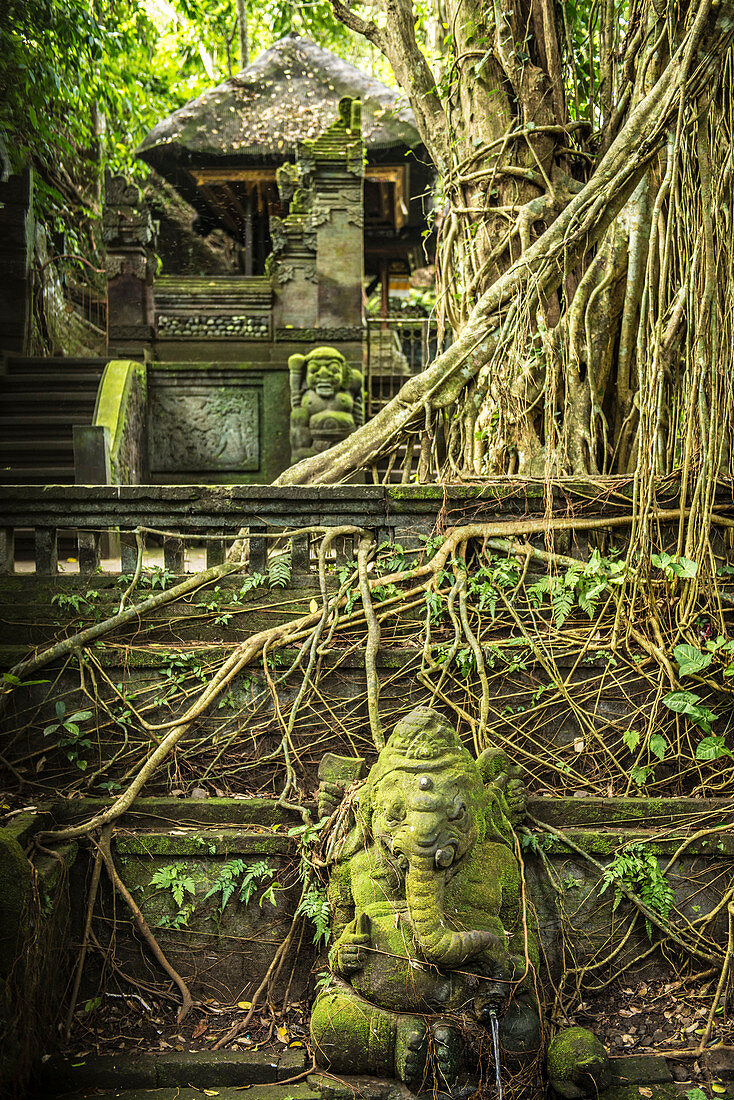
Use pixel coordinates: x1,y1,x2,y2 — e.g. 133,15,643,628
0,479,721,578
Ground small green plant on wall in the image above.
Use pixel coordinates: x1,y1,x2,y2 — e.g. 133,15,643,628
43,700,94,771
204,859,277,911
599,842,675,939
149,863,198,929
149,858,279,930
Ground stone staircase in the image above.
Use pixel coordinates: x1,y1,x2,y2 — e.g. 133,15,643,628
0,356,108,484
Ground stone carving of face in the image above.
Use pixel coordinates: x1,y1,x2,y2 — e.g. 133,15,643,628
306,353,347,399
370,767,479,873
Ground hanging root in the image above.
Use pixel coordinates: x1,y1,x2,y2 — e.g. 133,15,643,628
95,829,194,1024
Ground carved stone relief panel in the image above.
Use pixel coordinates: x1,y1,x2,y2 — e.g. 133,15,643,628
149,386,260,472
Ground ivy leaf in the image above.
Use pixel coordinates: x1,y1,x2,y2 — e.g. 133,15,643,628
695,736,732,762
673,644,712,677
662,691,719,735
630,765,652,787
623,729,640,753
671,556,698,578
649,734,667,761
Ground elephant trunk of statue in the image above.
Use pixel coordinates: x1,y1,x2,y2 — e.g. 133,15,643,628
404,853,498,968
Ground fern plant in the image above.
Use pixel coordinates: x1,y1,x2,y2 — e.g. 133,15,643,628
296,885,331,945
528,550,625,626
203,858,277,912
599,843,675,939
268,555,292,589
150,863,197,928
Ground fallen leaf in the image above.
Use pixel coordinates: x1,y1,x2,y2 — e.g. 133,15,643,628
192,1020,207,1039
277,1026,289,1043
237,1001,252,1010
639,1089,653,1098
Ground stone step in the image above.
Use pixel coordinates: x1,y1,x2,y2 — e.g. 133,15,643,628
57,1087,322,1100
0,464,76,484
0,439,74,457
0,371,102,390
0,413,88,433
3,356,109,375
40,1048,310,1095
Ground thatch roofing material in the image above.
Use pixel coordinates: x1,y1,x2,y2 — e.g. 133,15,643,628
137,35,420,168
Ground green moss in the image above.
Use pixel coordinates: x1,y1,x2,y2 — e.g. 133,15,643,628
114,830,292,857
547,1026,611,1098
0,829,33,978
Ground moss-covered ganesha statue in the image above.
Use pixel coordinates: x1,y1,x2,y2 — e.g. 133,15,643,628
310,707,542,1094
289,346,363,464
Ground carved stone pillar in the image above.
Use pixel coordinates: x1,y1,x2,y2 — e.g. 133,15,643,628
309,98,364,331
0,168,34,355
270,210,318,332
102,172,156,356
272,97,364,340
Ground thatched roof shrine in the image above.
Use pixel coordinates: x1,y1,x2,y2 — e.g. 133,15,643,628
136,36,432,280
137,34,421,171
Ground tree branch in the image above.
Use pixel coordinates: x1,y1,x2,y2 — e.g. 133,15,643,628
330,0,450,170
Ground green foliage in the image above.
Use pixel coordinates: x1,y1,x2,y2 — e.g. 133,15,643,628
51,590,101,617
150,863,197,928
663,690,719,735
239,573,266,595
377,542,407,573
527,550,625,627
296,885,331,945
43,700,93,770
117,567,175,592
2,672,49,693
371,583,400,603
599,843,675,939
466,556,522,620
203,858,277,912
674,643,713,677
651,553,698,580
696,736,732,762
268,555,292,589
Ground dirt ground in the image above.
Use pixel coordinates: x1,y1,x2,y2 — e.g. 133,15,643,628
58,976,733,1090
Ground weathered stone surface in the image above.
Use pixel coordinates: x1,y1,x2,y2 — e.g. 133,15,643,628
145,366,290,483
548,1027,612,1098
155,1047,304,1086
40,1053,158,1091
0,827,33,978
609,1053,672,1084
40,1044,308,1094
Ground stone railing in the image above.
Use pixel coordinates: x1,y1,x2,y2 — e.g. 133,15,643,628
0,479,710,578
73,359,147,485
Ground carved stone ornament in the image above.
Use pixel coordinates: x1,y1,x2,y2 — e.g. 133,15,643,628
289,345,363,464
311,707,611,1097
149,388,259,473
